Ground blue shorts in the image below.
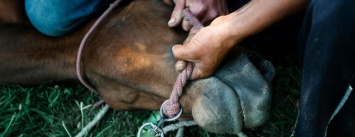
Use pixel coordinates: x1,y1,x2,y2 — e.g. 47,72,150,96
25,0,108,37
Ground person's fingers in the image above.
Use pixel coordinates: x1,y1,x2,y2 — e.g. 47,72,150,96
190,61,216,80
172,44,192,73
175,60,187,72
190,66,204,80
172,44,195,61
190,58,221,80
168,0,185,27
182,26,202,44
173,43,210,80
182,19,193,31
175,25,201,72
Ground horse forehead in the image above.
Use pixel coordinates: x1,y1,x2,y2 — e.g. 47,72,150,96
134,42,147,51
113,42,170,70
110,0,171,21
88,0,181,64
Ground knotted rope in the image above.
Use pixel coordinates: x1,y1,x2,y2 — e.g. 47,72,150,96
162,9,204,118
162,62,193,118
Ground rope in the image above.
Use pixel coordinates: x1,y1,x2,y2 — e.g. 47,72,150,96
181,9,203,27
75,104,110,137
74,1,121,136
160,120,247,137
76,0,122,93
162,120,196,133
237,132,248,137
163,62,193,118
175,127,184,137
162,8,203,118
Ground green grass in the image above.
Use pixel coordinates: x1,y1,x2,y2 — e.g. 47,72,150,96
0,52,301,137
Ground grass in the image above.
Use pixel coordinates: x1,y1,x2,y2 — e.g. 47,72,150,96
0,51,301,137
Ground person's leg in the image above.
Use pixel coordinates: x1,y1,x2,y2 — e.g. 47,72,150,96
295,0,355,136
25,0,105,37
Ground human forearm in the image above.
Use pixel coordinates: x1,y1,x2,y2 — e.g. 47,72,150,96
218,0,307,45
172,0,307,79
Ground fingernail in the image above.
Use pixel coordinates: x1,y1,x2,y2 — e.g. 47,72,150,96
172,45,175,51
175,61,187,72
168,18,176,25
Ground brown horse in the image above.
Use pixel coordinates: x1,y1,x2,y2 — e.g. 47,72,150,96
0,0,274,135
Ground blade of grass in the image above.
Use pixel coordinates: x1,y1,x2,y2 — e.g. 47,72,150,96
62,121,72,137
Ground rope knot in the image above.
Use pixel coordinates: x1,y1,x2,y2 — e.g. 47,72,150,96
161,7,199,122
163,100,181,118
163,63,193,118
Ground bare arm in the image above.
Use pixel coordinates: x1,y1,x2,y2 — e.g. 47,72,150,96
226,0,307,39
173,0,307,79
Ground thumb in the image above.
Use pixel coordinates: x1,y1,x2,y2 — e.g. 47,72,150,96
168,0,185,27
175,60,187,72
172,44,194,61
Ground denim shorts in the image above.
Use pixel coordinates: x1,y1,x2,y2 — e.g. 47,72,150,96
25,0,105,37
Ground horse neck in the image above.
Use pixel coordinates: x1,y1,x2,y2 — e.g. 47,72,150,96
0,23,84,85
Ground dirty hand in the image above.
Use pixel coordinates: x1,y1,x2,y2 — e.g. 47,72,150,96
172,16,240,80
167,0,228,31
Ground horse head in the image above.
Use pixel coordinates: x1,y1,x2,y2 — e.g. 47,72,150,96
0,0,274,135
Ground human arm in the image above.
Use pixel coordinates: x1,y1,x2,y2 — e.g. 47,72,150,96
173,0,307,80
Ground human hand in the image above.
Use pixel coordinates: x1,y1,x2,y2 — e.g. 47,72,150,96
172,16,239,79
167,0,228,31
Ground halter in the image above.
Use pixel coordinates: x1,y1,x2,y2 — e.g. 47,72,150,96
75,0,200,136
76,0,122,94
